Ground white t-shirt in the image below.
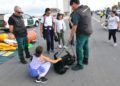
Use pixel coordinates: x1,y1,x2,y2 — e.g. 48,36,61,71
55,19,66,33
41,15,54,27
30,55,44,69
108,16,119,29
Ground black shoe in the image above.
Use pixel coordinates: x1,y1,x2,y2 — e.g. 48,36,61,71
71,64,84,71
26,55,32,59
83,58,88,65
35,77,48,83
20,60,27,64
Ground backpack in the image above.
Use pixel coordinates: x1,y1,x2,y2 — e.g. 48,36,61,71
53,48,75,74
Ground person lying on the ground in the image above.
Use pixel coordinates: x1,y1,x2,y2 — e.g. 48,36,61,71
28,46,62,83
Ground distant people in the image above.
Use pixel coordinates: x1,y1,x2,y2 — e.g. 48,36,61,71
107,11,120,46
69,0,93,71
99,11,104,21
55,13,67,48
8,6,31,64
106,8,110,19
28,46,61,83
40,8,56,54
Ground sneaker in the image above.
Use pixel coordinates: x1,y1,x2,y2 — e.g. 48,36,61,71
71,64,84,71
58,45,62,48
35,77,48,83
20,60,27,64
26,55,32,59
63,45,67,49
113,43,117,47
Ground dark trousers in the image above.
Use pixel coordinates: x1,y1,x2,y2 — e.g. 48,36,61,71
45,29,54,52
57,30,65,45
108,29,117,43
16,37,30,61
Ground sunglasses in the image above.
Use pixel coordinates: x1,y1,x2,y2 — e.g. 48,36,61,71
16,11,23,14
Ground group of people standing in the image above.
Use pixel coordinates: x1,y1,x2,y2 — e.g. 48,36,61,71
40,8,67,54
8,0,93,83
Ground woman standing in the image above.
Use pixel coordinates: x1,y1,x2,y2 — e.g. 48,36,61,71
107,11,120,46
40,8,56,54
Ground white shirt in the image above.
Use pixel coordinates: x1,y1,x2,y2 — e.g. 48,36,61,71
30,55,44,69
55,19,66,33
41,15,54,27
108,16,119,29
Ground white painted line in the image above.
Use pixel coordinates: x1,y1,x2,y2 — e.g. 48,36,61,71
92,17,100,23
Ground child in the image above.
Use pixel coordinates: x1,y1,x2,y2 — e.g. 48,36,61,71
55,13,67,48
28,46,61,83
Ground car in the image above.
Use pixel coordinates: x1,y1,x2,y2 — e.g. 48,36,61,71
0,13,11,32
22,14,34,27
0,13,34,32
32,16,40,27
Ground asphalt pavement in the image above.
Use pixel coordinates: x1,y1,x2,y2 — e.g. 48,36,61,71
0,14,120,86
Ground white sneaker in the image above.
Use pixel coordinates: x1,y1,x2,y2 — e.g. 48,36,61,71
58,45,62,48
113,43,117,47
63,45,67,49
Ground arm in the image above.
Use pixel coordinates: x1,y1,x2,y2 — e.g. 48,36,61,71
40,16,44,37
69,12,79,41
8,17,14,33
43,55,62,64
40,23,43,37
53,22,56,33
70,25,77,41
9,25,14,33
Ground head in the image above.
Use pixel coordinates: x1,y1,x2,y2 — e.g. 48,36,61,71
57,13,64,20
44,8,51,16
14,6,23,16
35,46,43,57
111,11,117,17
70,0,80,11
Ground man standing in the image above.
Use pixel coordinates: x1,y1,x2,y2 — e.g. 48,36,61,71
69,0,93,71
8,6,31,64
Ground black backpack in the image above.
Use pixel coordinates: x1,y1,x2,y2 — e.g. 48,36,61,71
53,49,75,74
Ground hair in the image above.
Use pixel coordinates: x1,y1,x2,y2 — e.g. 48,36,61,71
111,10,117,16
14,6,20,12
57,13,64,20
45,8,51,13
35,46,43,57
70,0,80,6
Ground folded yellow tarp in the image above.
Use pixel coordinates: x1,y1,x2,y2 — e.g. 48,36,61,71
0,43,17,51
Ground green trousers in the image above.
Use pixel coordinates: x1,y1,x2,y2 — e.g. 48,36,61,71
16,37,30,61
76,34,89,66
57,30,65,45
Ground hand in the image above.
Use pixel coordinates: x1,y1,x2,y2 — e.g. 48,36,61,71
57,58,62,61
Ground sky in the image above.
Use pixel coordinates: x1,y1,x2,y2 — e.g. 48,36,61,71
0,0,119,16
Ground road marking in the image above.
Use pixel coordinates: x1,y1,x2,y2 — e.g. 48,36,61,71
92,17,100,23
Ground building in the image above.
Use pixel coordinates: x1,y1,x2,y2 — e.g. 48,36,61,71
56,0,70,15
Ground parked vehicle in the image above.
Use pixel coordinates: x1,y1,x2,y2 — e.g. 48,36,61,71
0,13,11,32
0,13,34,32
32,16,40,27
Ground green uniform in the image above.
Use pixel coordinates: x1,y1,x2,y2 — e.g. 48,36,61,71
71,5,93,67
